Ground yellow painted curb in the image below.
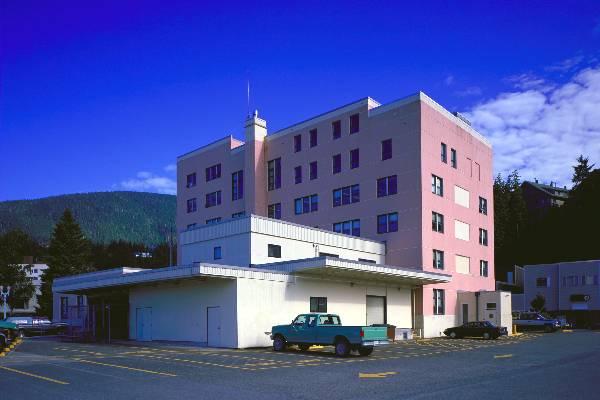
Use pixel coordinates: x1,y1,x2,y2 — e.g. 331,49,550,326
359,371,397,379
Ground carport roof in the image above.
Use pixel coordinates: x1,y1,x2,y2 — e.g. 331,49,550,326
53,257,450,294
254,257,451,286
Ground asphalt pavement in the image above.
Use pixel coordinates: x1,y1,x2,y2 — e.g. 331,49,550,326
0,330,598,400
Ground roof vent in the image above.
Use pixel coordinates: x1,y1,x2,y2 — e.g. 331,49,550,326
452,112,471,126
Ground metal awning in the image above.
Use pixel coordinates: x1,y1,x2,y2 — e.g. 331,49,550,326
254,257,451,286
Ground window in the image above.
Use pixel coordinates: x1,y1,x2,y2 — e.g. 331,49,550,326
381,139,392,160
454,186,470,208
455,220,470,241
432,212,444,233
480,260,489,277
206,217,221,225
186,223,197,230
60,297,69,319
433,289,445,315
563,276,577,287
187,198,197,213
456,255,470,274
359,258,376,264
205,191,221,208
486,302,496,310
310,297,327,313
232,212,245,219
479,197,488,215
350,148,359,169
268,244,281,258
377,175,397,198
377,212,398,234
294,166,302,184
441,143,447,163
332,154,341,174
205,164,221,181
333,184,360,207
186,173,196,188
295,194,318,214
332,120,341,139
451,149,457,168
349,113,359,134
294,134,302,152
213,246,222,260
268,203,282,219
479,228,488,246
310,161,318,180
319,252,339,258
333,219,360,237
432,175,443,196
232,170,243,201
267,158,281,190
433,249,444,270
536,277,549,287
310,129,318,147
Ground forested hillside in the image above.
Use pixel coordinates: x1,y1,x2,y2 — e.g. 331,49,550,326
0,192,176,246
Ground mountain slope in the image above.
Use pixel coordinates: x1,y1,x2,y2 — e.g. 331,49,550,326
0,192,176,246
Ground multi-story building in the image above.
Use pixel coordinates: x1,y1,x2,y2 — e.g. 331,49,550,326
176,91,496,337
522,180,569,219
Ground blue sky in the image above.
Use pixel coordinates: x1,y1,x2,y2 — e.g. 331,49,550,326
2,0,600,200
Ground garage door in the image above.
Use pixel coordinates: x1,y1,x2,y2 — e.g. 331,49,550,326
366,296,386,325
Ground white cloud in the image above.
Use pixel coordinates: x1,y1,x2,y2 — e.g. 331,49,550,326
544,55,584,73
466,65,600,187
120,171,176,195
164,164,176,173
455,86,482,97
444,75,454,86
505,73,553,92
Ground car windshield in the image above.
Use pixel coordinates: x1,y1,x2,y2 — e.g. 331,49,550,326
6,317,31,324
482,321,495,327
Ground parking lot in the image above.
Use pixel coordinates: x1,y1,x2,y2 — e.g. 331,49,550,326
1,331,599,400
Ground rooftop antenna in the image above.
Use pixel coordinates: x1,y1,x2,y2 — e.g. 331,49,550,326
247,80,250,118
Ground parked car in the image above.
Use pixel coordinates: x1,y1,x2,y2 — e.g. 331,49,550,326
512,312,560,332
0,320,18,348
3,316,68,337
269,313,389,357
444,321,508,340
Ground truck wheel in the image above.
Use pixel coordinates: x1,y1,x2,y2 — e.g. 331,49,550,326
298,344,310,352
449,332,457,339
0,335,6,349
273,335,287,352
334,339,350,357
358,346,374,356
483,332,491,340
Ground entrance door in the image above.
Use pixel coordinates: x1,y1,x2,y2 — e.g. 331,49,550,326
462,304,469,325
207,306,221,347
366,296,386,326
136,307,152,341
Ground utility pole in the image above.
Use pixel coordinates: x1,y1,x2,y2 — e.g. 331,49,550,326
0,286,11,320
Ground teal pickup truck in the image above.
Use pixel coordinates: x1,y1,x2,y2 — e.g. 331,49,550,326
0,320,18,348
269,313,389,357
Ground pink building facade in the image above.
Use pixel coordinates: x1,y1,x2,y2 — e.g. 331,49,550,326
176,92,496,337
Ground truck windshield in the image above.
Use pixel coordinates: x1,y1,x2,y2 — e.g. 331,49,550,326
318,315,341,325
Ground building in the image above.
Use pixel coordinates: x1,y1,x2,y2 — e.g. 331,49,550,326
517,260,600,327
176,92,496,338
54,215,512,347
522,180,569,218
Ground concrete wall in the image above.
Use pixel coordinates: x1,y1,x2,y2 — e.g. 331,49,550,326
236,276,412,348
181,232,251,266
128,278,238,347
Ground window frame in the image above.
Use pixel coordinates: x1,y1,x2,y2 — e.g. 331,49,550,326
310,297,327,313
310,129,318,148
350,148,360,169
433,289,445,315
294,165,302,184
186,173,197,188
433,249,444,270
267,158,281,191
309,161,318,180
187,198,197,213
332,120,341,140
332,154,341,174
268,244,282,258
349,113,359,134
268,203,282,219
294,134,302,153
213,246,222,260
451,149,457,169
381,139,392,161
441,143,447,163
480,260,489,277
432,211,444,233
232,170,244,201
431,174,444,197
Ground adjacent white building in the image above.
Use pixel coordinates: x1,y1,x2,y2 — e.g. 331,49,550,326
54,215,455,347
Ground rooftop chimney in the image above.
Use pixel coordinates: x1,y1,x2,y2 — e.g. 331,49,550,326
244,110,267,215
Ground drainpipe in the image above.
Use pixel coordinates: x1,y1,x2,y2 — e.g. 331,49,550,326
475,292,480,322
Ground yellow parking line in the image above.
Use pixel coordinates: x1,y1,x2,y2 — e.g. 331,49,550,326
494,354,513,359
73,359,176,377
0,365,69,385
359,371,397,379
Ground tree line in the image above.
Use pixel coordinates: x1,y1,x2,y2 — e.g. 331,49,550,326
494,155,599,282
0,209,176,317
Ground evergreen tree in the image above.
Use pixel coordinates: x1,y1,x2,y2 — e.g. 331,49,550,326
38,209,92,317
572,155,594,187
0,230,36,313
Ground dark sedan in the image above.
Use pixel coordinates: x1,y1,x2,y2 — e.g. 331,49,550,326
3,317,68,337
444,321,508,340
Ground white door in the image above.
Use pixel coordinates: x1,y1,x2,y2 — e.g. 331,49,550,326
136,307,152,341
366,296,386,326
207,307,221,347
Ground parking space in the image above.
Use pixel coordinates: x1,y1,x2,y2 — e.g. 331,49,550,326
1,331,599,400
